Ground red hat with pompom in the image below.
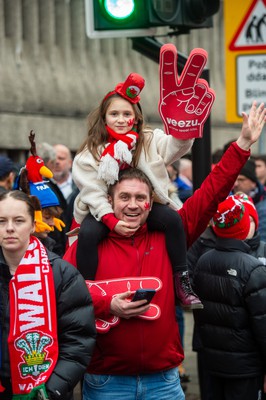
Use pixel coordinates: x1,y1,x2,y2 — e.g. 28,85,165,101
211,195,250,240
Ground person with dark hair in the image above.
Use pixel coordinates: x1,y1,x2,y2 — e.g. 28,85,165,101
0,190,96,400
222,139,237,154
233,157,266,241
233,158,264,203
0,156,17,193
211,148,223,166
254,154,266,187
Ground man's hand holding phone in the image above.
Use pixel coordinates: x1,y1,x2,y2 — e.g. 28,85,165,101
110,289,156,319
131,289,156,304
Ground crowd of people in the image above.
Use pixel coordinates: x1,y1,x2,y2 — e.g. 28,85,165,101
0,42,266,400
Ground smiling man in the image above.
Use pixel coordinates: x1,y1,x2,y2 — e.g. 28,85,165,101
73,130,255,400
107,168,153,232
81,167,186,400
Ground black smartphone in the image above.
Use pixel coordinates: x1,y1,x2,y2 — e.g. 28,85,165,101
131,289,156,304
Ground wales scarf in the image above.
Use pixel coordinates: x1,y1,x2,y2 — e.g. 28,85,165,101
8,236,58,399
97,126,139,185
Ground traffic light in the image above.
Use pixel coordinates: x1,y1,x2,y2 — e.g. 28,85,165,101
149,0,220,30
85,0,155,38
85,0,220,39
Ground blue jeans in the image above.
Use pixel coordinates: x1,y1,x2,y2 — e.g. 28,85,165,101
82,367,184,400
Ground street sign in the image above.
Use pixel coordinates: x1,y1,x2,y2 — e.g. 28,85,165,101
230,0,266,51
224,0,266,122
236,54,266,115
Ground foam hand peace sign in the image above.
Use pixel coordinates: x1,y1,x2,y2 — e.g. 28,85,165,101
159,44,215,139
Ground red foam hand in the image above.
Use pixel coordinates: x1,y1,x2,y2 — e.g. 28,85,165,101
93,315,120,333
86,277,162,333
159,44,215,139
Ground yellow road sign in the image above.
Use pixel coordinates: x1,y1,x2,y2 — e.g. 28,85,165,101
224,0,266,122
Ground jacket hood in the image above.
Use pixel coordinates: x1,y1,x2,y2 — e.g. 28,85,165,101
215,237,251,253
245,231,261,252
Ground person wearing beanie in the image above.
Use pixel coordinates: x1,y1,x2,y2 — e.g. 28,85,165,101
0,156,17,193
233,158,264,204
16,132,66,254
239,158,258,182
187,192,266,400
27,168,66,253
191,194,266,400
235,192,266,265
233,157,266,242
33,195,65,253
211,195,251,240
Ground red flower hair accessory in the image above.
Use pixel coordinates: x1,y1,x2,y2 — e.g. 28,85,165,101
104,73,145,104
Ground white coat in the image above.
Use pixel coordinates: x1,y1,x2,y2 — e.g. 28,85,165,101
72,128,193,224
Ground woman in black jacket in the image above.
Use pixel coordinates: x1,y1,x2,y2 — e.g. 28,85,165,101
0,190,96,400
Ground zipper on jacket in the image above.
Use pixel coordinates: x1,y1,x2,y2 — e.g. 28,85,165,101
129,235,144,286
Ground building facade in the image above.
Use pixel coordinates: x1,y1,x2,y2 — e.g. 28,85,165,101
0,0,245,163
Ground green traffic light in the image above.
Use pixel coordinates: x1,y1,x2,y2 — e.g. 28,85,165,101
103,0,135,20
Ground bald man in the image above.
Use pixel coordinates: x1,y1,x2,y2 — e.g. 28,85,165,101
52,144,76,201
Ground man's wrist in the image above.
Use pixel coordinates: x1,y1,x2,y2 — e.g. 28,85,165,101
236,136,252,151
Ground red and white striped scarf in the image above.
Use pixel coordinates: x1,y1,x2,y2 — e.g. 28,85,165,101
97,126,139,185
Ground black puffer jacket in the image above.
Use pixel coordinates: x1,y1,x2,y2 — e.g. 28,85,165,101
247,231,266,264
189,229,266,354
0,248,96,399
188,228,266,269
193,237,266,378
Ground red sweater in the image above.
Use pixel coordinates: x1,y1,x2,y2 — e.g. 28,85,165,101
88,225,183,374
64,141,250,374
